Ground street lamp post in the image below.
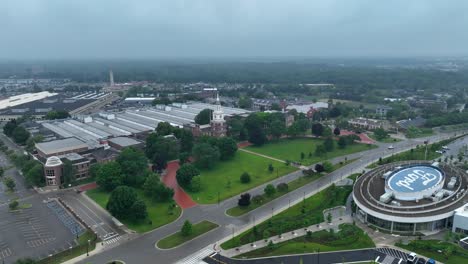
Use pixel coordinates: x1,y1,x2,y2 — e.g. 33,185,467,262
86,239,91,256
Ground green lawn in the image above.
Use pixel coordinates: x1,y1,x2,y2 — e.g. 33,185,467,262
236,224,374,258
221,184,353,249
157,221,219,249
86,188,181,233
226,161,356,217
396,240,468,264
187,151,297,204
405,127,434,138
368,133,401,143
245,138,374,165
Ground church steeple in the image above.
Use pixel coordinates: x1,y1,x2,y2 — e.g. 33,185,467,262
213,92,224,121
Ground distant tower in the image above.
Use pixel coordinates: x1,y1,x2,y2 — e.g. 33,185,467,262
109,70,115,87
210,93,227,137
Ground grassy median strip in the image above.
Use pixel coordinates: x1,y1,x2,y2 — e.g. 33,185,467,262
157,221,219,249
226,161,356,217
236,224,374,258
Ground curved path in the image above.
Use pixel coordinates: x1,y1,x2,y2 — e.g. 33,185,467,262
161,161,197,209
77,132,463,264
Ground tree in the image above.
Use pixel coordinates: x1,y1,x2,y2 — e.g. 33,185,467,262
315,164,325,173
268,163,274,173
116,147,149,187
327,212,332,223
264,184,276,197
195,108,213,125
181,220,193,236
192,143,220,169
311,123,324,137
323,161,334,172
373,127,389,140
238,97,253,109
190,175,202,192
323,137,334,152
106,186,138,219
179,152,190,165
45,110,70,120
276,182,288,192
130,200,148,220
270,103,282,111
143,173,174,202
62,159,76,187
176,164,200,188
248,125,267,146
240,172,251,184
24,163,44,187
315,145,326,156
333,127,341,136
3,119,18,136
217,137,238,160
96,161,124,191
4,177,15,191
146,134,179,171
9,200,19,210
156,122,173,136
238,193,251,207
270,120,285,140
287,123,299,138
0,166,3,177
300,152,305,160
337,137,347,149
12,126,30,145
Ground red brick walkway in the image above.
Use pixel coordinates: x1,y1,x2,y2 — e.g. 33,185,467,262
237,141,252,148
161,161,197,209
340,130,375,144
79,182,98,192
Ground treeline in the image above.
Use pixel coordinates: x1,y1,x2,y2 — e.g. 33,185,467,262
425,111,468,127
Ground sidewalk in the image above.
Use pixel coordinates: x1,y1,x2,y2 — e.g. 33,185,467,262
220,215,352,257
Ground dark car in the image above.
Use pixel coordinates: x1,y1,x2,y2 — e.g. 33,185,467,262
416,257,426,264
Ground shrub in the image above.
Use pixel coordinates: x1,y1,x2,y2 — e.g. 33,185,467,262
252,195,263,204
181,220,193,237
276,182,288,192
264,184,276,197
9,200,19,211
238,193,251,207
240,172,251,184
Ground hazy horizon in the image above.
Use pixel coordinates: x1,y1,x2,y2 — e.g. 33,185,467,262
2,0,468,60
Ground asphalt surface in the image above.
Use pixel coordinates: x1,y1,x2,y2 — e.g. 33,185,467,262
76,131,465,264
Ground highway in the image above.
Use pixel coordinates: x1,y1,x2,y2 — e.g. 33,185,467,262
76,131,465,264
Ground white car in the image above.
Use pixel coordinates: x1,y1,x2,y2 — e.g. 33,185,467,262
387,145,394,150
407,252,417,263
435,150,443,154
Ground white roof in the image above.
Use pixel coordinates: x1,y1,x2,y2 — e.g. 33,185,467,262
286,102,328,113
455,203,468,217
0,91,58,110
45,156,62,167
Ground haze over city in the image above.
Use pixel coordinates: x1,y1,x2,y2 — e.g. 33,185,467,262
2,0,468,59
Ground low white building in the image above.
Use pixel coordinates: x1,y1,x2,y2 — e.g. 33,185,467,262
453,204,468,235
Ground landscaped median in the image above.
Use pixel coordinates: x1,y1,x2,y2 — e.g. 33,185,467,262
156,220,219,249
236,224,374,258
226,161,356,217
221,182,354,250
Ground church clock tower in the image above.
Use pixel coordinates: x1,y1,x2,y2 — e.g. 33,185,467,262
210,93,227,137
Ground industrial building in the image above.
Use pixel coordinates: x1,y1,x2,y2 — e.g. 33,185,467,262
353,160,468,235
39,101,249,148
0,91,117,121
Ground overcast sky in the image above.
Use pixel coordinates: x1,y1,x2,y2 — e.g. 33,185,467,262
2,0,468,59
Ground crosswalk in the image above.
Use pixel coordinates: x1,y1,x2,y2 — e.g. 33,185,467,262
0,247,12,261
175,246,213,264
376,247,409,261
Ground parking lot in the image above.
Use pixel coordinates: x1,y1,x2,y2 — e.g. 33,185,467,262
0,197,77,263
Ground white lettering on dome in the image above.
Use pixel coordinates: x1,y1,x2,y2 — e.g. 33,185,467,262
394,169,438,191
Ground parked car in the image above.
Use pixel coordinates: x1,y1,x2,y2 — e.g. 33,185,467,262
427,258,436,264
416,257,426,264
407,252,417,264
388,145,394,150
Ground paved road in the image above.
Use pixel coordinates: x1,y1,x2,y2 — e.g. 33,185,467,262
76,132,465,264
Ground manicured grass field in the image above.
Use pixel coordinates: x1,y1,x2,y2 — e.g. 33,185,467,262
236,224,374,258
226,161,356,217
221,184,353,249
245,138,374,165
396,239,468,264
157,221,219,249
86,188,181,233
187,151,297,204
368,133,401,143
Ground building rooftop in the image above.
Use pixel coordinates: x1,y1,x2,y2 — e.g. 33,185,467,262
36,137,88,155
0,91,58,110
108,137,142,147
